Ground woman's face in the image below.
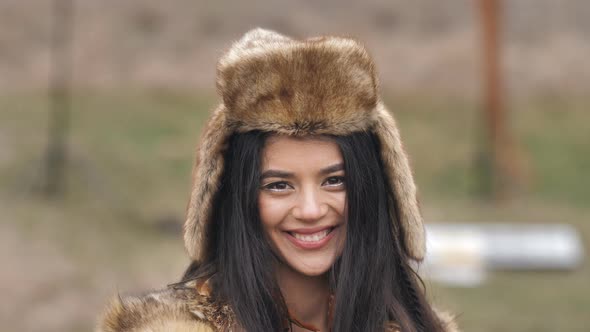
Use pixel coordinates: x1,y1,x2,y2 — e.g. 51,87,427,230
258,135,347,277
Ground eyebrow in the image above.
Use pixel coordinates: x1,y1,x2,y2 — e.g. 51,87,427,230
260,163,344,180
260,169,294,180
319,162,344,175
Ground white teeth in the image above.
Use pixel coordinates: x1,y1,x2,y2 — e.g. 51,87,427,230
291,229,331,242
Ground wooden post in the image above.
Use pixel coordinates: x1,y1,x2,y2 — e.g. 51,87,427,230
478,0,508,199
43,0,74,196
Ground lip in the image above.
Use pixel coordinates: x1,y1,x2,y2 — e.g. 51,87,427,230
284,225,339,250
286,225,335,234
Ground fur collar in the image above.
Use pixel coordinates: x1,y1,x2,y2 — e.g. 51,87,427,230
97,280,459,332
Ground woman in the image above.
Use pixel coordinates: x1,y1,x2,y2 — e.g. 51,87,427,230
99,28,458,332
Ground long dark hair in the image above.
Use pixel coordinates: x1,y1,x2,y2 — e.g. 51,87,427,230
181,130,446,332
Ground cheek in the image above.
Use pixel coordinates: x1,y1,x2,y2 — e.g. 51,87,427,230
329,191,347,219
258,194,289,229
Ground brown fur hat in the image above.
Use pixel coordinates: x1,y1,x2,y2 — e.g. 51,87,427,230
184,28,426,262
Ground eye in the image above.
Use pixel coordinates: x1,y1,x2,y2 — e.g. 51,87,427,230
322,176,345,187
262,181,293,192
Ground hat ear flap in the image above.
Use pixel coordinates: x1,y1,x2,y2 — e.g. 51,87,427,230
373,102,426,261
184,105,232,261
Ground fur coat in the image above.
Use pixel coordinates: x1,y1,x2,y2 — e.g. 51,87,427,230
97,278,459,332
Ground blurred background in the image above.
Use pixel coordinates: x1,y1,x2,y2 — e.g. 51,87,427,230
1,0,588,331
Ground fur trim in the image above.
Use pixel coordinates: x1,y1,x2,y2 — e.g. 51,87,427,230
373,102,425,260
184,105,232,262
217,29,379,136
96,280,230,332
184,28,425,261
97,281,459,332
434,308,461,332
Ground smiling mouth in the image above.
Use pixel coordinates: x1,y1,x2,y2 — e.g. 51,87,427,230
289,228,334,242
285,226,338,249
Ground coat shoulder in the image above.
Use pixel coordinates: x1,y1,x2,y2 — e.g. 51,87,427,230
385,308,460,332
435,307,460,332
96,280,460,332
96,280,226,332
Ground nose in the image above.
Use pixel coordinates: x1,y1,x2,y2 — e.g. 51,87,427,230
291,187,328,221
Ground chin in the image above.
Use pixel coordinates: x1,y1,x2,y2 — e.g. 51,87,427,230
280,251,340,277
293,263,333,277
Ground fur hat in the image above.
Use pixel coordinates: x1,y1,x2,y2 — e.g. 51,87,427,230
184,28,425,262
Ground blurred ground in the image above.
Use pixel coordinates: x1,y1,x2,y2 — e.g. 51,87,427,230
1,0,590,95
1,91,589,331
